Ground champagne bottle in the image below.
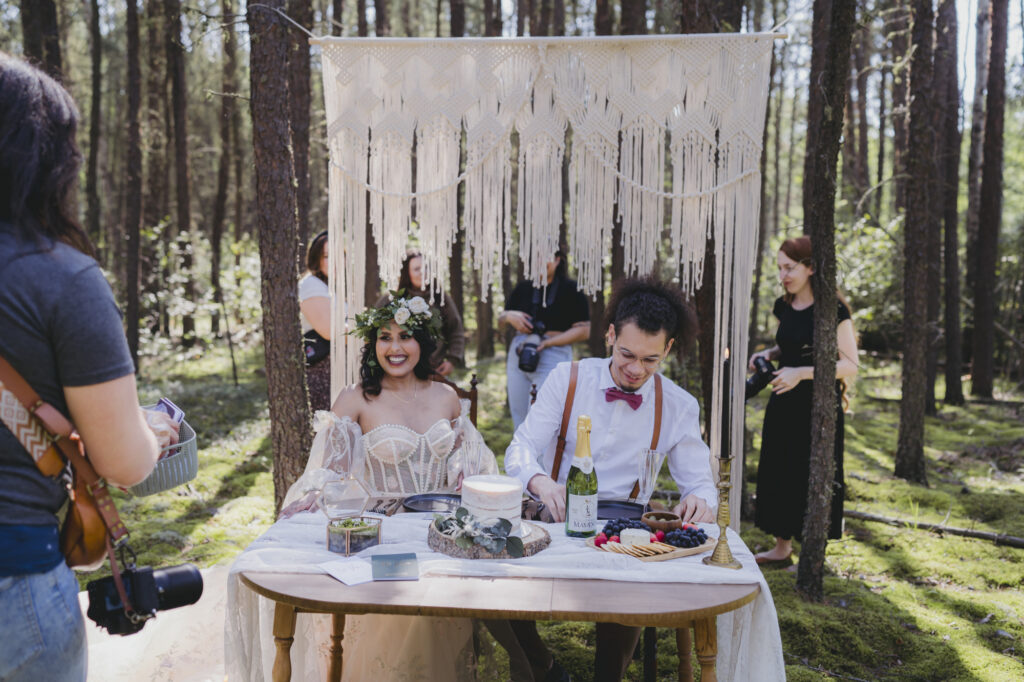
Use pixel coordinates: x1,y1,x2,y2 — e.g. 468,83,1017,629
565,415,598,538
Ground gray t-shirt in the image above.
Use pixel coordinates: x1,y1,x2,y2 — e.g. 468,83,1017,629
0,226,135,526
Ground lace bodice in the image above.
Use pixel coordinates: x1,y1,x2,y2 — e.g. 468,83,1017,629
281,411,498,510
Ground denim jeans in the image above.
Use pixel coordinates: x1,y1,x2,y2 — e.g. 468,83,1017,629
0,561,86,682
506,334,573,430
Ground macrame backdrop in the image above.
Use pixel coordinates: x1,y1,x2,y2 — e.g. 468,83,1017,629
317,34,774,524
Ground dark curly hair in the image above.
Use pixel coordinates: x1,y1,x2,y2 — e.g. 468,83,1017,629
606,277,699,353
358,324,438,399
0,52,92,256
306,230,328,283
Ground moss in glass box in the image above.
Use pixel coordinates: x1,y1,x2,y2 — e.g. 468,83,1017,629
326,517,381,555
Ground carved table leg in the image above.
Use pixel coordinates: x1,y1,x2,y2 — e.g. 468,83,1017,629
328,614,346,682
272,602,298,682
676,626,693,680
694,617,718,682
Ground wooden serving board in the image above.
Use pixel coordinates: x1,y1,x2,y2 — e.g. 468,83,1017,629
586,537,717,562
428,521,550,559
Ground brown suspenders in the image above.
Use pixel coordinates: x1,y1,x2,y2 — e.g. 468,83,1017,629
548,361,663,497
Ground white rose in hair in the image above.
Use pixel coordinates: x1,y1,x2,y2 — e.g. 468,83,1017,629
393,306,411,325
408,296,430,315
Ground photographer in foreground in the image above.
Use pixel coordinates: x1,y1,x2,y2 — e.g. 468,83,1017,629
0,53,172,680
498,251,590,429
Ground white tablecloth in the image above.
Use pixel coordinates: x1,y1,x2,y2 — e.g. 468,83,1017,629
227,513,785,681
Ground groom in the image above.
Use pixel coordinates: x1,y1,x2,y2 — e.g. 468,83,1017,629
495,277,717,682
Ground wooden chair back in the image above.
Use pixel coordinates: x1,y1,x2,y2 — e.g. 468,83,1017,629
431,373,480,426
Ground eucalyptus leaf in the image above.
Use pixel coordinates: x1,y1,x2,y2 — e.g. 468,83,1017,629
455,535,474,550
505,536,524,558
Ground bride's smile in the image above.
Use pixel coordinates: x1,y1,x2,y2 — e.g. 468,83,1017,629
376,320,422,378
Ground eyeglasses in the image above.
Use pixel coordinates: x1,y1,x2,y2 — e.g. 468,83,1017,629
778,262,807,275
615,346,663,371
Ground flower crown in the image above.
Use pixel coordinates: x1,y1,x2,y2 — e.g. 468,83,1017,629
350,290,442,342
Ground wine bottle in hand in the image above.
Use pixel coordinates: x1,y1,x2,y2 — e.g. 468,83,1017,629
565,415,598,538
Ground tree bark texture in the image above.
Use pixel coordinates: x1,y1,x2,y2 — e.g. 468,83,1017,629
936,0,964,405
166,0,195,346
87,0,102,252
894,0,935,485
450,0,465,36
875,65,886,219
595,0,613,34
125,0,143,369
964,0,991,356
621,0,647,34
288,0,313,247
211,0,239,337
749,19,775,353
20,0,63,81
972,0,1008,398
248,0,313,513
841,57,858,207
802,0,831,227
854,26,870,198
333,0,344,35
375,0,390,35
889,5,909,214
357,0,368,36
796,0,856,603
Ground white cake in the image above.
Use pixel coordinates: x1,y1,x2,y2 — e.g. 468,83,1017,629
462,475,523,533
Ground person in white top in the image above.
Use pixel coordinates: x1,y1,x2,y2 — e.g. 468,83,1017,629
496,277,717,682
299,231,332,410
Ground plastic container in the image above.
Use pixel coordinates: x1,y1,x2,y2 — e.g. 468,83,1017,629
129,419,198,496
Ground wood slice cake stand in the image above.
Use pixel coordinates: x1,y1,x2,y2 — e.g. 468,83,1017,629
427,521,550,559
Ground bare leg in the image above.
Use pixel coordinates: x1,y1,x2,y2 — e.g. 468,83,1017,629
271,603,297,682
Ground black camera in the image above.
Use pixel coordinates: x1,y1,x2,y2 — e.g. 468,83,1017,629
86,563,203,636
517,319,548,373
745,356,777,400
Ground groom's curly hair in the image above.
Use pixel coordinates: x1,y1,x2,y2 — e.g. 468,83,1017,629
606,277,699,354
359,325,438,399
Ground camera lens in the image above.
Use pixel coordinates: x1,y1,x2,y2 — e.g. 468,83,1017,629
152,563,204,610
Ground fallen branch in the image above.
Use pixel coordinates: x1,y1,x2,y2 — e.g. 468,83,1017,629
844,510,1024,549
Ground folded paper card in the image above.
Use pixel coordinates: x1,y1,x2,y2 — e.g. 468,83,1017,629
371,553,419,581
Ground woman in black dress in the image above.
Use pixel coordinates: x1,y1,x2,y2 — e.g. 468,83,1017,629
749,236,859,565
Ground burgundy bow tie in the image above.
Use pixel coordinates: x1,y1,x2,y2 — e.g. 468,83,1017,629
605,387,642,410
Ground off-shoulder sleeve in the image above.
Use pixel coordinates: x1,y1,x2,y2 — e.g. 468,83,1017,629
445,416,498,488
280,412,364,509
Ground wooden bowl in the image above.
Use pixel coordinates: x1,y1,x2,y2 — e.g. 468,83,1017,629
642,511,682,532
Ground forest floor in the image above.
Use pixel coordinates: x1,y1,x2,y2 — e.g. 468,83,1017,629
94,344,1024,681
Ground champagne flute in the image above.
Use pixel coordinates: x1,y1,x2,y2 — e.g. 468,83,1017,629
636,449,665,510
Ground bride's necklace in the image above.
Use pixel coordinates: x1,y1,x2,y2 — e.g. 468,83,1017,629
388,382,421,404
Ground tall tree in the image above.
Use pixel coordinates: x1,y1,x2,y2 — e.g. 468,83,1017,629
288,0,313,248
333,0,344,34
971,0,1008,398
142,1,168,332
125,0,143,368
86,0,102,252
247,0,314,511
875,64,887,218
964,0,991,363
936,0,964,405
449,0,466,318
749,0,775,350
358,0,379,305
166,0,196,345
19,0,63,80
895,0,935,485
621,0,647,34
358,0,368,35
796,0,857,601
375,0,390,35
854,26,870,199
889,4,909,213
595,0,613,35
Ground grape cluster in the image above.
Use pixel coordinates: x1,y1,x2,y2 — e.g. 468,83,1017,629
600,518,650,537
664,527,708,548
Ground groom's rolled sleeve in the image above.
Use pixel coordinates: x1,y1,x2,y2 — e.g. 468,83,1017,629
504,361,571,489
666,394,718,510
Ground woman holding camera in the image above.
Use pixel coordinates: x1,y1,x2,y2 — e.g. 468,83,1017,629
748,236,858,566
300,230,332,411
0,54,170,680
499,251,590,429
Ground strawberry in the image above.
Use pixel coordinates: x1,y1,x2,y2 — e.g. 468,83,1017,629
655,530,665,541
609,535,620,543
596,532,607,541
594,536,607,547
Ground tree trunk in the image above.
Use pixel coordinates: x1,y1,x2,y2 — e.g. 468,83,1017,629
333,0,344,34
211,0,238,337
288,0,313,249
358,0,368,36
841,57,858,207
621,0,646,34
854,25,870,198
375,0,390,35
772,3,787,236
517,0,527,35
142,1,167,332
20,0,63,81
450,0,465,35
166,0,195,346
749,0,774,353
875,65,887,219
476,271,495,358
971,0,1008,398
964,0,991,365
87,0,102,254
936,0,964,405
247,0,313,513
802,0,832,223
890,5,909,214
796,0,857,603
894,0,935,486
125,0,143,370
552,0,565,35
595,0,613,35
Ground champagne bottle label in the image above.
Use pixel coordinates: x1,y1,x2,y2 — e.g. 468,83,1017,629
566,493,598,534
570,454,593,475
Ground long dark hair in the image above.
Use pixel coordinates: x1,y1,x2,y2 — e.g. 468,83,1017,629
0,52,92,256
778,236,851,311
306,230,328,283
397,249,423,294
358,325,438,399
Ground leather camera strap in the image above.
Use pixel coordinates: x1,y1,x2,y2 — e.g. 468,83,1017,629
0,356,129,546
549,361,579,481
629,374,663,501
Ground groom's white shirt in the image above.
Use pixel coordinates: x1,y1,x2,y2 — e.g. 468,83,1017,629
504,357,717,506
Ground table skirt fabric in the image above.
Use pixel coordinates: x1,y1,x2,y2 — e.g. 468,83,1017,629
226,513,785,681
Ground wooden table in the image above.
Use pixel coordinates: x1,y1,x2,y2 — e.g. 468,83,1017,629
241,571,760,682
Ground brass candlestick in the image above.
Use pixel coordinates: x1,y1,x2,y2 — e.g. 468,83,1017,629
703,454,742,569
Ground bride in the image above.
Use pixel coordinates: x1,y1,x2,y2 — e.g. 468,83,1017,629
271,294,497,682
